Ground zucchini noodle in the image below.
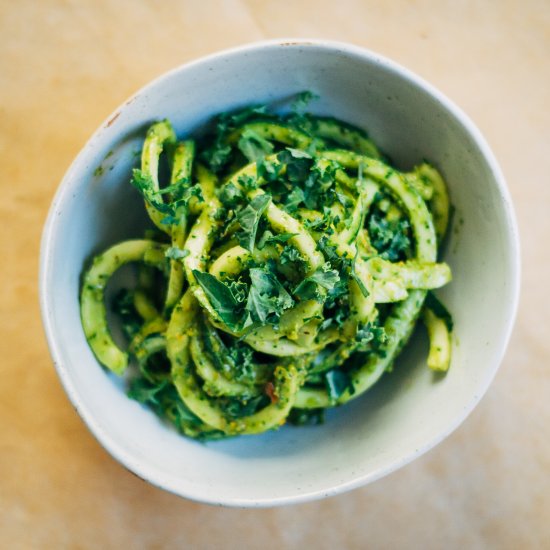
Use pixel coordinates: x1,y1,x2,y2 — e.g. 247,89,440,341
80,97,453,439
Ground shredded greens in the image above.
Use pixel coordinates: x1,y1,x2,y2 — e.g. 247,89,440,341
80,95,453,440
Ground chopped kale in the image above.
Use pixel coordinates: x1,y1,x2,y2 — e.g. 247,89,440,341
236,193,272,251
216,104,270,132
128,377,171,406
225,340,257,384
291,90,320,113
325,369,354,401
219,394,269,420
293,263,340,303
130,168,203,220
130,169,171,214
257,157,284,182
219,182,245,208
355,323,387,350
192,270,244,330
283,186,306,213
238,128,274,163
277,148,313,184
238,174,259,192
280,244,307,269
201,142,232,173
128,377,225,440
257,230,297,249
245,267,294,324
112,289,142,340
367,209,412,261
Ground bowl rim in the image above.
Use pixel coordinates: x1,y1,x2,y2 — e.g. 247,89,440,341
39,37,521,507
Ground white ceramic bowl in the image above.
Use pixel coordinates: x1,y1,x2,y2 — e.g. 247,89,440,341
40,39,520,507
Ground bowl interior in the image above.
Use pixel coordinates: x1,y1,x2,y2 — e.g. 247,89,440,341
41,41,519,506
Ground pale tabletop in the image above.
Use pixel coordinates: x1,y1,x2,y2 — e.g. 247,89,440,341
1,1,548,548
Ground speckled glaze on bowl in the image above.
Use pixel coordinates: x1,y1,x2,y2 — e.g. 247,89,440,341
40,39,520,507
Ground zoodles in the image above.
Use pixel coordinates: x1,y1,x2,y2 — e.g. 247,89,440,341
80,97,453,440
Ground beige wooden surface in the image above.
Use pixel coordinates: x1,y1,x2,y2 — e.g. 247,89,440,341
1,1,549,548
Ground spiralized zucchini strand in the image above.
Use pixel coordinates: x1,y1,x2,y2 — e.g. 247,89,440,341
164,140,194,312
140,120,177,234
80,240,168,374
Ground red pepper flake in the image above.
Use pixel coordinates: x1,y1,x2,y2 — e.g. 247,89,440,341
265,382,278,404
